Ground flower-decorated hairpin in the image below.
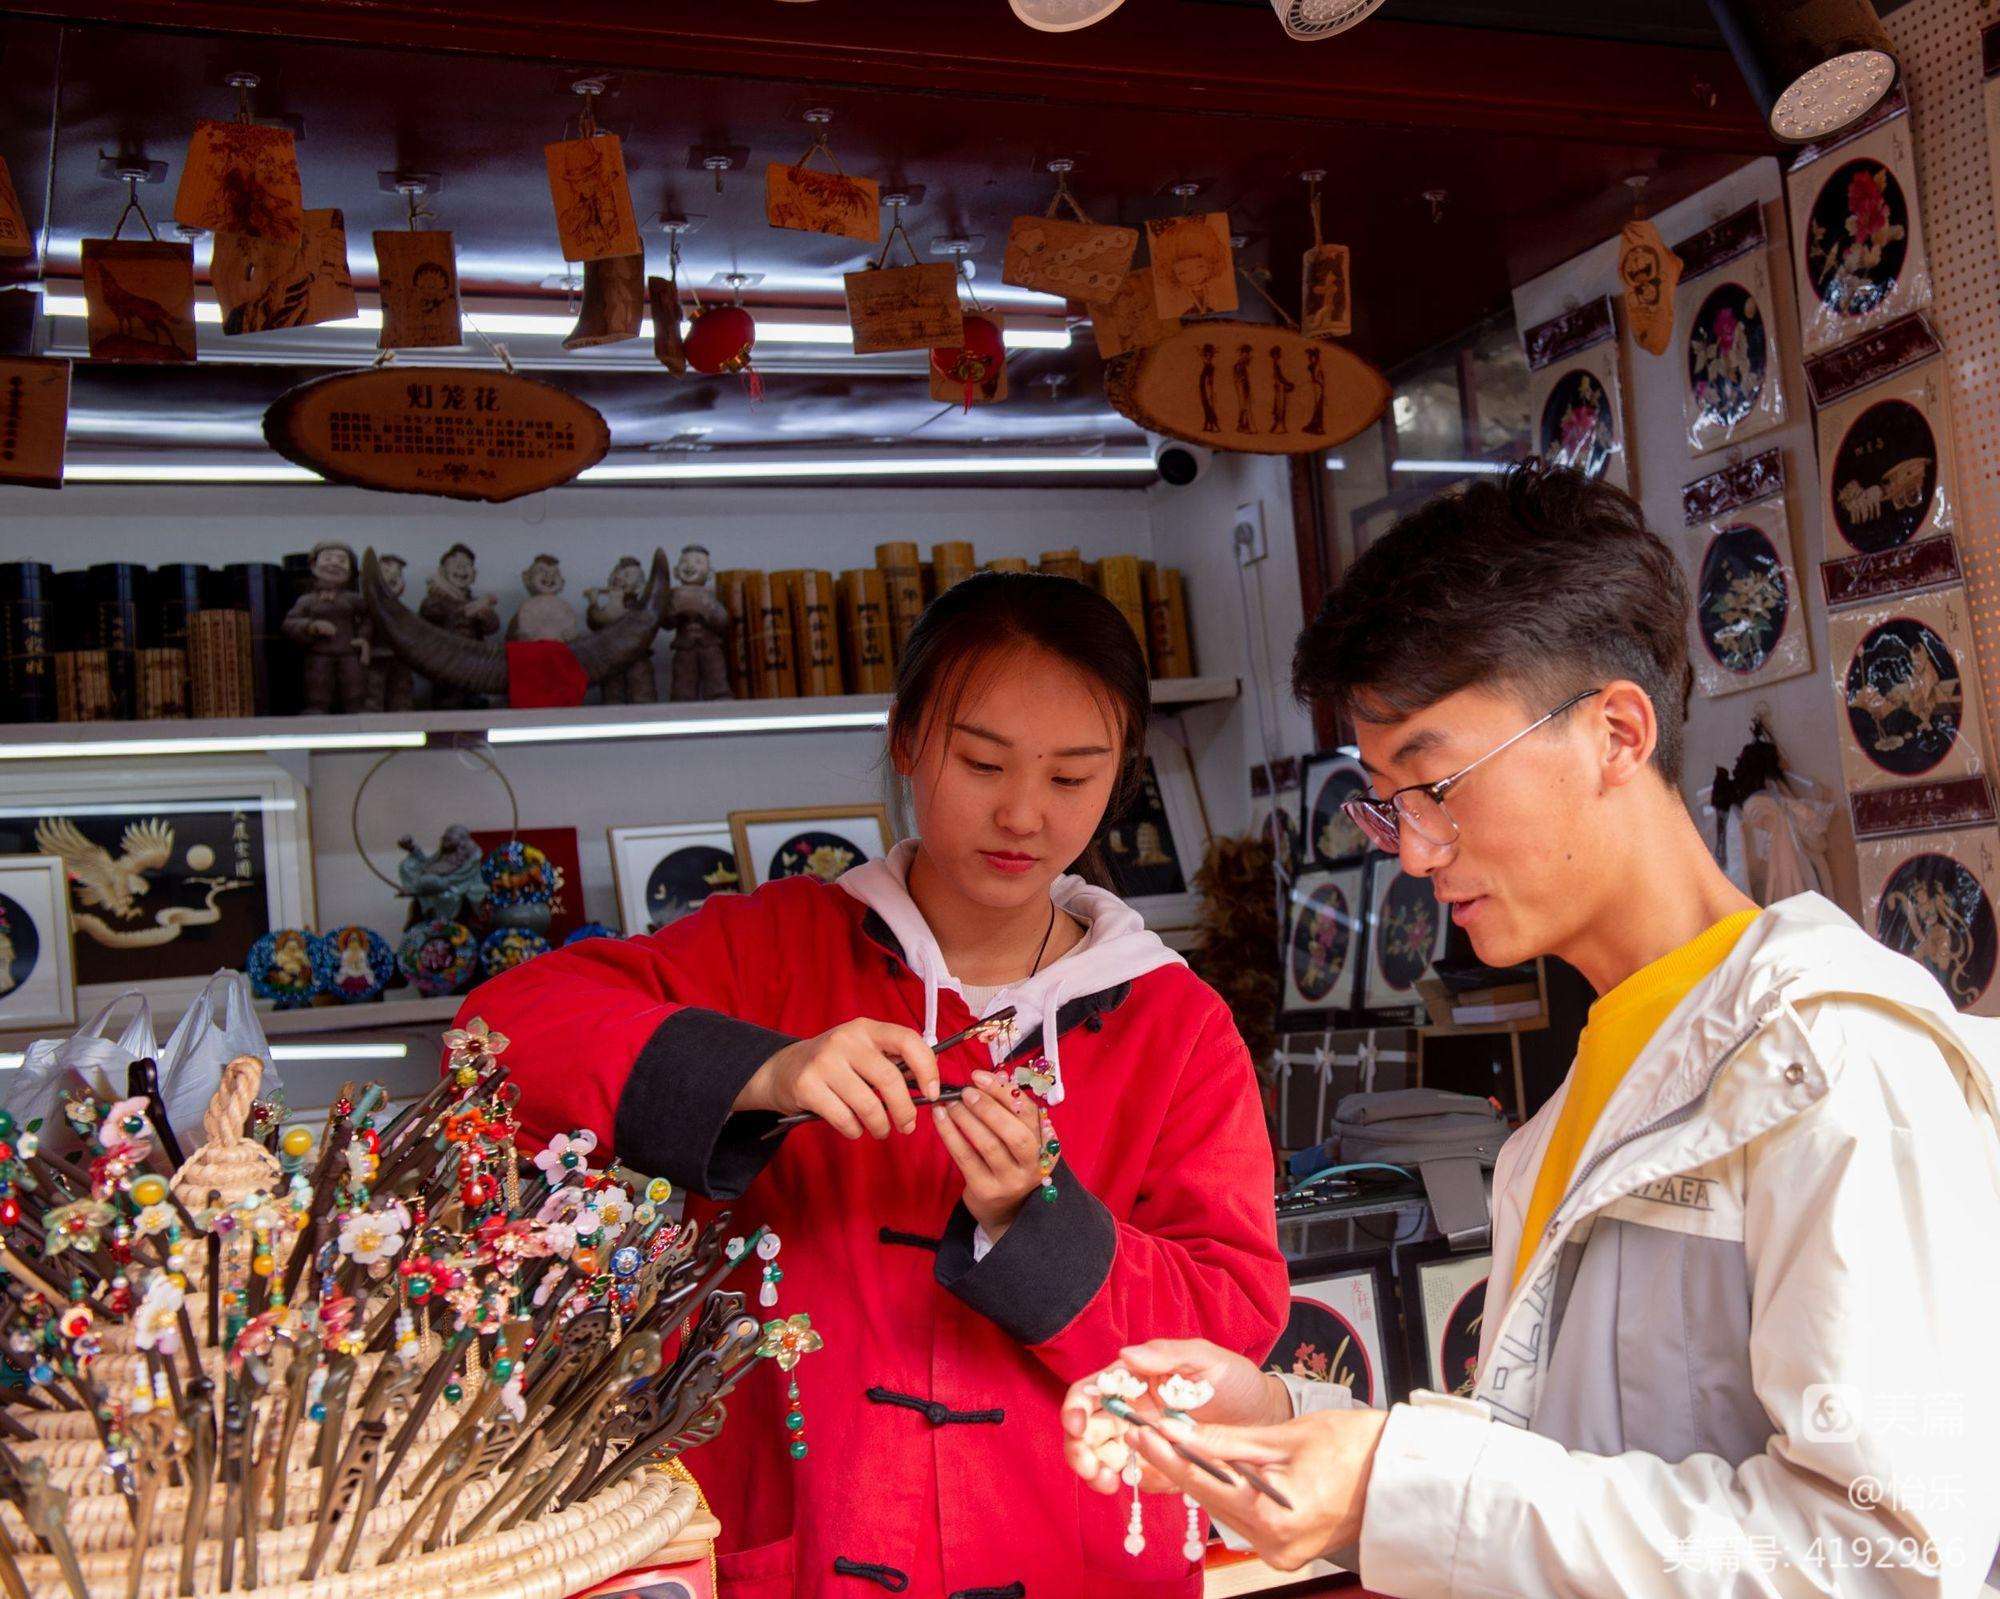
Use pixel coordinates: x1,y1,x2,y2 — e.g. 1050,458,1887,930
758,1311,824,1462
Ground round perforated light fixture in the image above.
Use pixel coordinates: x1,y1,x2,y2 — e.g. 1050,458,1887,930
1705,0,1899,143
1270,0,1385,41
1008,0,1127,30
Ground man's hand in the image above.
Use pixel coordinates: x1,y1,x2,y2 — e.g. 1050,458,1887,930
1125,1407,1390,1573
1062,1340,1289,1494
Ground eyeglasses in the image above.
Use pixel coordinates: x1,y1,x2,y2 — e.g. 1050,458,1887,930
1341,687,1604,856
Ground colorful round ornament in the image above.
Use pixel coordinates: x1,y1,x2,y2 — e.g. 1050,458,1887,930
931,313,1006,412
564,921,619,945
246,928,328,1009
321,924,396,1003
398,919,479,997
480,925,551,978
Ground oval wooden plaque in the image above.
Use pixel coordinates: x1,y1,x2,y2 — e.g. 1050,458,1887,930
263,366,610,503
1104,320,1389,455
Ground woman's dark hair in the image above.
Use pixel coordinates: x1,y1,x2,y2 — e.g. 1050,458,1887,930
1293,462,1695,783
888,570,1151,880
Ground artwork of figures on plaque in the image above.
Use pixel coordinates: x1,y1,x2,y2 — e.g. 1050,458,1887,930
1685,498,1811,699
1281,866,1364,1025
1826,392,1945,556
1858,826,2000,1016
1301,752,1369,868
1831,589,1990,794
1265,1269,1392,1407
1102,737,1209,929
1361,859,1449,1012
1786,105,1931,356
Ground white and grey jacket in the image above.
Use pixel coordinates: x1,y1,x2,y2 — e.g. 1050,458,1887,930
1289,893,2000,1597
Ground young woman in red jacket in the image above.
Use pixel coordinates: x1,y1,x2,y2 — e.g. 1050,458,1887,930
459,572,1286,1599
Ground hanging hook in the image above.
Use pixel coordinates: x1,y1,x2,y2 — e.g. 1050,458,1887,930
1300,168,1326,249
571,75,607,139
1623,173,1650,219
225,70,260,125
111,163,159,243
1421,188,1448,225
1170,180,1201,217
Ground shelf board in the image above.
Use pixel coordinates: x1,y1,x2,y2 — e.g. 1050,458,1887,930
257,995,463,1036
0,677,1239,758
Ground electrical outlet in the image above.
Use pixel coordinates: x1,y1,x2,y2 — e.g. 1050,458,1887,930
1233,501,1268,566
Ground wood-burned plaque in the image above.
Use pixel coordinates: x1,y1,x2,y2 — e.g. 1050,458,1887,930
1301,243,1351,339
1106,320,1388,454
1146,213,1238,318
1089,270,1180,360
80,239,197,364
174,120,303,241
374,230,462,349
0,356,71,489
544,133,642,262
1003,215,1137,302
765,164,879,242
263,366,610,503
0,154,30,257
844,263,962,354
214,207,358,334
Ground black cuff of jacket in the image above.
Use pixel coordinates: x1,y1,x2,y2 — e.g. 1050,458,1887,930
933,1161,1115,1344
612,1007,798,1200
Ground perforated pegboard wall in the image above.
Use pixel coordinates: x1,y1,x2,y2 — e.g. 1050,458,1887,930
1885,2,2000,747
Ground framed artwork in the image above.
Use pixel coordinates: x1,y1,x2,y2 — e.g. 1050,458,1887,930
0,758,314,1013
1857,824,2000,1017
0,854,76,1032
1359,857,1448,1013
1409,1249,1491,1398
1523,297,1631,494
1815,357,1957,560
1280,865,1365,1029
1264,1263,1396,1408
729,805,893,891
1299,751,1369,869
1673,203,1787,456
1829,586,1990,795
1786,99,1930,358
1248,757,1301,873
608,822,743,934
1103,732,1211,930
1680,453,1813,702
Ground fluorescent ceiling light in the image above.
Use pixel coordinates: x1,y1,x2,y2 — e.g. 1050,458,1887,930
1391,458,1514,475
66,462,324,483
65,454,1155,487
271,1042,411,1061
0,730,425,759
488,707,889,745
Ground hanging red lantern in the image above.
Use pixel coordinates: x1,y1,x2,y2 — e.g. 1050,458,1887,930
684,304,762,399
931,313,1006,412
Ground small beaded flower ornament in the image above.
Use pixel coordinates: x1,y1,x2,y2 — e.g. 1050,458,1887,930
1159,1375,1217,1562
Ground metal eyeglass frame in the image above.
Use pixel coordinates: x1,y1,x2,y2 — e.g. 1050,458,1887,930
1341,686,1605,854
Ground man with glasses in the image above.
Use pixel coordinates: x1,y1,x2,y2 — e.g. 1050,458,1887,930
1062,464,2000,1594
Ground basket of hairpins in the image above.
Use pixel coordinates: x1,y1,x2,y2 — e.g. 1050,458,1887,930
0,1019,788,1599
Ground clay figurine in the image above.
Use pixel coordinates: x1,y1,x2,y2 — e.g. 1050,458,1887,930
365,553,416,712
396,825,489,928
667,543,733,702
417,543,501,709
586,556,658,705
281,540,372,714
508,553,582,643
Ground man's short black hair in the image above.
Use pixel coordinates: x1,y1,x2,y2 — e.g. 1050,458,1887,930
1293,462,1695,783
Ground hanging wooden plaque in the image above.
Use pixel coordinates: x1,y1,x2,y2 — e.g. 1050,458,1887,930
1301,243,1352,339
0,356,71,490
213,207,357,334
765,163,880,242
263,366,610,503
844,263,963,354
544,133,642,262
1089,270,1180,360
1619,218,1682,356
564,252,646,348
373,230,462,349
0,154,30,258
1003,215,1137,301
80,239,197,364
648,275,687,374
1106,320,1388,455
928,308,1008,405
1147,213,1239,318
174,120,303,241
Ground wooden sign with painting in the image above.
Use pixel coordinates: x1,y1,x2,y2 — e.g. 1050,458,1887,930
80,239,197,363
765,163,880,243
0,357,70,490
373,229,462,349
0,154,30,257
1089,269,1180,360
1105,320,1389,455
263,366,611,503
1147,213,1238,317
173,120,303,241
544,133,642,262
844,262,963,354
1619,218,1682,356
1301,243,1352,339
649,275,687,373
564,252,645,348
213,207,358,334
1003,215,1137,302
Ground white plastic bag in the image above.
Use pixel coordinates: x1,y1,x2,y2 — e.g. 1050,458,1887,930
3,990,156,1139
157,970,278,1148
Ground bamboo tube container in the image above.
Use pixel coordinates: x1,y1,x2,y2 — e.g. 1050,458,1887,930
189,608,254,717
1038,548,1084,581
745,570,799,699
54,649,115,721
784,568,845,697
135,646,188,719
716,568,754,700
838,568,896,693
932,541,977,595
874,541,925,664
985,557,1030,575
1094,555,1149,655
1144,564,1196,678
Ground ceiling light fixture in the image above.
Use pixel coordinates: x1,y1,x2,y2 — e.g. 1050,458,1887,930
1270,0,1386,41
1390,458,1515,476
487,707,890,745
1008,0,1126,30
0,729,426,759
1703,0,1898,142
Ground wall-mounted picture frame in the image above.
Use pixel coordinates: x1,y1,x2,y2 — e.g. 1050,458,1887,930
608,821,744,934
1264,1261,1398,1408
729,804,893,891
1359,856,1449,1014
1407,1248,1491,1399
1814,355,1958,561
1856,823,2000,1017
1522,296,1632,494
1280,864,1365,1030
0,757,314,1014
1103,731,1211,930
1829,585,1990,796
0,854,76,1033
1300,750,1370,870
1673,202,1788,458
